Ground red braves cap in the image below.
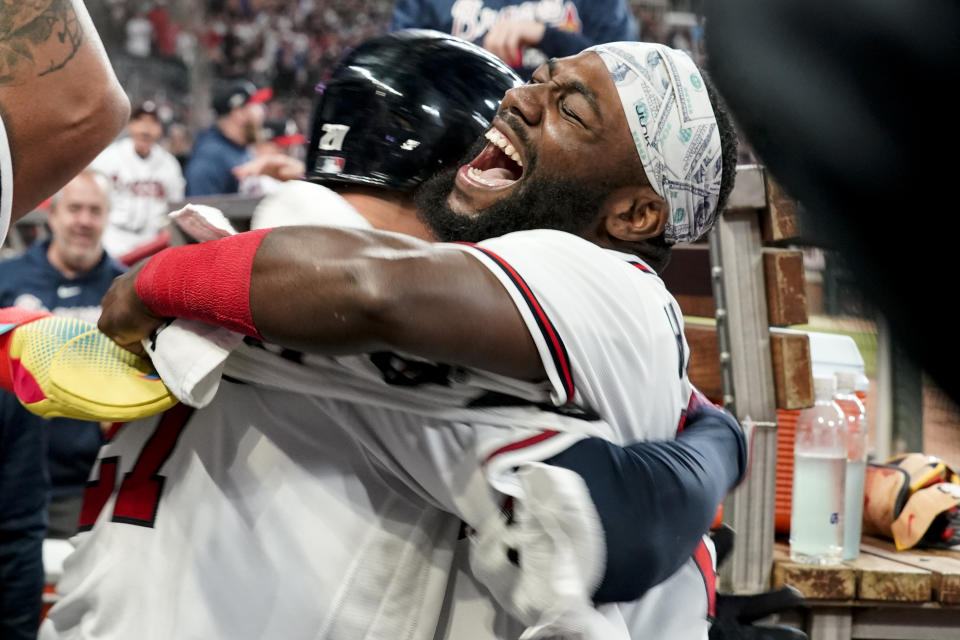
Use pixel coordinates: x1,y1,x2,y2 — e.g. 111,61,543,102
249,87,274,105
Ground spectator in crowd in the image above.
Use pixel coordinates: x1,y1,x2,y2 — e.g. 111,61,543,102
392,0,638,77
0,171,124,636
148,0,178,58
126,6,154,57
164,121,194,173
184,81,271,196
91,101,185,259
236,118,307,196
255,118,308,160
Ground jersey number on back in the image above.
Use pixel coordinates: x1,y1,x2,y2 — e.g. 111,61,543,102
78,404,194,531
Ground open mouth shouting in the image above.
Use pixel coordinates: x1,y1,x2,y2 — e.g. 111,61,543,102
457,125,525,193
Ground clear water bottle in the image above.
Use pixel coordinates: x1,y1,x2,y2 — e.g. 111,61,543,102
835,371,868,560
790,374,847,565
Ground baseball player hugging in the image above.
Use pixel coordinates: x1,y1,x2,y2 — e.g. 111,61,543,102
43,34,743,640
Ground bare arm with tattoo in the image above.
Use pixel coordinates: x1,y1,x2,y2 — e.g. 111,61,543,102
0,0,129,221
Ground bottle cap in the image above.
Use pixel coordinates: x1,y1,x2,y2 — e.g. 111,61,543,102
835,371,859,393
813,374,837,401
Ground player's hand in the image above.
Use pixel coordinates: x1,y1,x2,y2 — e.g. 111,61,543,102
710,588,807,640
232,154,306,182
482,20,546,67
98,263,164,357
709,527,808,640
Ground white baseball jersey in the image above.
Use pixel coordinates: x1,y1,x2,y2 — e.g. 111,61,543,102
90,138,185,257
43,186,715,639
0,111,13,246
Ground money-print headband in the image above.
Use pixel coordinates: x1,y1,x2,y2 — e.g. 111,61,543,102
588,42,723,244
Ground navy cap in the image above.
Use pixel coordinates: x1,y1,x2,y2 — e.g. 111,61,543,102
260,119,307,146
212,81,273,115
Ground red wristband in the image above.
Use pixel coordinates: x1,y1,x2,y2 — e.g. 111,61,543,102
135,229,273,339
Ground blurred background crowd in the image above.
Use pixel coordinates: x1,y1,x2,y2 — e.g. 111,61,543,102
86,0,396,157
83,0,709,173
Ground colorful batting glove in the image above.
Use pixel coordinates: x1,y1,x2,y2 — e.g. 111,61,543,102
0,308,176,421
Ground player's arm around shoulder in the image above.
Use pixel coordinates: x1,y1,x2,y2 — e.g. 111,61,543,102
0,1,130,222
99,227,616,388
249,225,545,381
100,226,622,385
98,224,544,377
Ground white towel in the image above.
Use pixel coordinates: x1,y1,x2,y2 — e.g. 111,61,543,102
143,203,245,407
145,318,244,408
169,202,239,239
470,463,621,640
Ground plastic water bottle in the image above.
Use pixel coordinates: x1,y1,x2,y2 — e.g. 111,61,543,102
835,371,868,560
790,374,847,565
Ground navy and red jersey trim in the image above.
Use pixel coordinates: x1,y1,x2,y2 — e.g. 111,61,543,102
676,390,702,435
676,409,688,435
483,429,561,465
628,261,654,274
104,422,125,441
461,244,575,402
693,539,717,620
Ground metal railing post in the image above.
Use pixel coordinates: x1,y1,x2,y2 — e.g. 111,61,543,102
710,166,779,593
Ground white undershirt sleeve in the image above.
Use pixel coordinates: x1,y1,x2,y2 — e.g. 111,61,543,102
0,110,13,246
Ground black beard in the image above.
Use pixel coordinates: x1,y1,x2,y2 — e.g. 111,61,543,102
415,163,612,243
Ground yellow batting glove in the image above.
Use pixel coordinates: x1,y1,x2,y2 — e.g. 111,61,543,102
1,309,176,421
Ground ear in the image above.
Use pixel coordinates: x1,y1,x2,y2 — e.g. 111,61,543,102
600,185,668,242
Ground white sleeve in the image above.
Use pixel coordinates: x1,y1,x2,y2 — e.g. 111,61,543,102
443,229,690,443
250,180,373,230
88,143,114,175
0,110,12,245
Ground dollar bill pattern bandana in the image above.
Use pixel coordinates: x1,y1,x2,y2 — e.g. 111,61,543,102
588,42,723,244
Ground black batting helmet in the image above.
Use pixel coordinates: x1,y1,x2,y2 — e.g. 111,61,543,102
306,30,522,191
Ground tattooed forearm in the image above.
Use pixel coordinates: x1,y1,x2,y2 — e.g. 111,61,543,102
0,0,83,86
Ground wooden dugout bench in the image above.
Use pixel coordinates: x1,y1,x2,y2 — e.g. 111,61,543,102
772,537,960,639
